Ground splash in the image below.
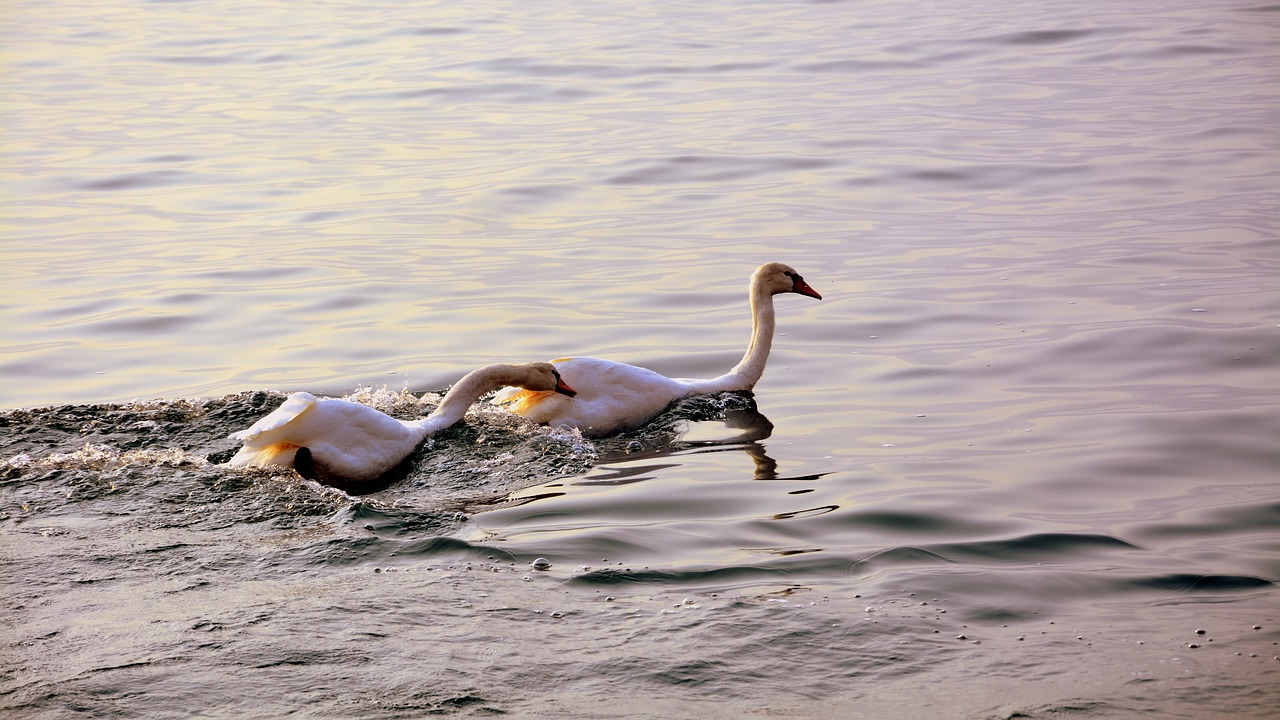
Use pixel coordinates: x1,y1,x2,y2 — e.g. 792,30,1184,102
343,385,428,415
3,442,208,472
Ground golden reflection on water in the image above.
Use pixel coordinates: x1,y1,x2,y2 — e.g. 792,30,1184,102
1,0,1276,415
3,3,1279,719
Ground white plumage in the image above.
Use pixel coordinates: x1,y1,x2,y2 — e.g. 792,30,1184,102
494,262,821,438
227,362,575,483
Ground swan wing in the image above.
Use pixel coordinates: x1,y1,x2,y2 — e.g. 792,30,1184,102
491,384,528,404
229,392,318,442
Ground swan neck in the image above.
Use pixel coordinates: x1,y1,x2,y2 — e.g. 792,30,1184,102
417,365,522,434
690,275,776,393
734,279,777,387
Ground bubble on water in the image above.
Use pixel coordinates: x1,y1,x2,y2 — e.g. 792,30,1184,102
531,557,552,571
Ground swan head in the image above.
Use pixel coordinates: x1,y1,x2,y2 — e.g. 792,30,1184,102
519,362,578,397
756,262,823,300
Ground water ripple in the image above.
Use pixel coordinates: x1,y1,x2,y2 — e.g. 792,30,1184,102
3,0,1278,715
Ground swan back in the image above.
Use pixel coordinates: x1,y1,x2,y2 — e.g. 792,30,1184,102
495,356,686,438
227,393,431,480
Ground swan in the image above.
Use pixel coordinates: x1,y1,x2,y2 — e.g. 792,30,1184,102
226,362,576,483
494,262,821,437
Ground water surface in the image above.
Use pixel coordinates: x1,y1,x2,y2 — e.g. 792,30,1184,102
2,0,1278,717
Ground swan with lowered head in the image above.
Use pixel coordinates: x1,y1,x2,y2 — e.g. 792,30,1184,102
227,362,576,483
494,262,821,438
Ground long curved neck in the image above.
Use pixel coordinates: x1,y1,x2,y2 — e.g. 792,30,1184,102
684,277,776,394
409,365,524,435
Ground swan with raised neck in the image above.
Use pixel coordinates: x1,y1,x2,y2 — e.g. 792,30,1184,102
494,262,821,437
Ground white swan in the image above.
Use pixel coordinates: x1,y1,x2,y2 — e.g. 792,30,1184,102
495,262,821,437
227,362,576,483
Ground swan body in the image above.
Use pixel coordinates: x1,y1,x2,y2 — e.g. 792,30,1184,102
227,362,576,483
496,262,821,438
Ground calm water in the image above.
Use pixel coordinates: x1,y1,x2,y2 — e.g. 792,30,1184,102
3,0,1279,717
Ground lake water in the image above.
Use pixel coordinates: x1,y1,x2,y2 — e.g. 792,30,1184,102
3,0,1278,717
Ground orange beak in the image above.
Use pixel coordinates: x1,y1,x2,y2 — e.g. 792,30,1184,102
792,275,822,300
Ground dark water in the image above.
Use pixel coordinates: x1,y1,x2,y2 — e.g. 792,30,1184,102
3,0,1279,717
3,390,1277,718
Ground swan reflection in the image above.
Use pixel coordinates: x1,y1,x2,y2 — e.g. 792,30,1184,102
492,399,840,520
568,404,789,486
